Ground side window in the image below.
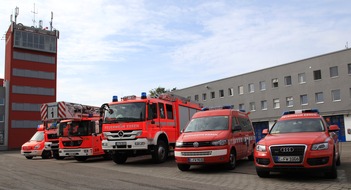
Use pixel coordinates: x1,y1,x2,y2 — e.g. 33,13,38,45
231,116,240,132
238,117,253,132
165,104,174,120
148,103,157,119
158,103,165,119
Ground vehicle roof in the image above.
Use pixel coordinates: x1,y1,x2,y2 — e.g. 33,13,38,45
279,113,322,121
193,109,248,118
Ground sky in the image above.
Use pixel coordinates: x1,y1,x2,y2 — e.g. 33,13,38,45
0,0,351,106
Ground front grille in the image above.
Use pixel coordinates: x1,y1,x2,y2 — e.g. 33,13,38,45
181,142,212,147
181,151,212,156
270,145,306,164
62,140,82,147
47,134,58,139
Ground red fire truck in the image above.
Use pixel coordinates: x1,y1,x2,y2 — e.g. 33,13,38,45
100,92,202,164
21,124,54,159
44,101,109,161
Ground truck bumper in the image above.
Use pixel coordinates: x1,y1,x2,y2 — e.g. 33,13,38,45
102,138,149,150
59,148,93,157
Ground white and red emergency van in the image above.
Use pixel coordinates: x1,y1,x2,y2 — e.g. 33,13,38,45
21,124,52,159
100,92,202,164
174,106,256,171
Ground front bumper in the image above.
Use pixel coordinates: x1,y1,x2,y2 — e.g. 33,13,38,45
174,148,229,164
101,138,149,150
21,149,43,157
59,148,93,157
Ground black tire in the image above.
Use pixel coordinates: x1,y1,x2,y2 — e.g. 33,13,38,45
52,151,65,160
226,149,236,170
336,155,341,166
256,169,270,178
152,140,168,164
325,155,337,179
74,156,88,162
248,146,254,161
25,156,33,159
112,152,128,164
177,164,190,171
102,152,111,160
41,150,52,159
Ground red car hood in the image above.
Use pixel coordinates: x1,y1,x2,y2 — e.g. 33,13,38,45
259,132,328,146
178,131,228,142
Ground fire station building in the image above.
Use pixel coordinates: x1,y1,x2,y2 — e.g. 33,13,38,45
173,48,351,142
0,19,59,150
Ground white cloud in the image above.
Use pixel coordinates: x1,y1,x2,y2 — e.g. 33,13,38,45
0,0,350,106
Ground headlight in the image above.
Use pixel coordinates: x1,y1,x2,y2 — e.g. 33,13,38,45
211,140,227,146
34,144,41,150
175,142,183,147
311,142,329,150
135,130,142,136
256,144,266,152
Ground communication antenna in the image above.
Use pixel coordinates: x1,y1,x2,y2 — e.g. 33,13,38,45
346,42,349,49
14,7,19,23
50,11,53,31
31,3,38,27
39,20,43,29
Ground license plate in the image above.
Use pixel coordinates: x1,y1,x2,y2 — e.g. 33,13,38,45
277,156,300,162
189,158,204,163
116,142,126,146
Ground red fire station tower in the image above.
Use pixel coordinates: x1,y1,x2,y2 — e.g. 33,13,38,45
3,7,59,149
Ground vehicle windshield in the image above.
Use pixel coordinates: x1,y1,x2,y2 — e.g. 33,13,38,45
59,120,95,137
184,116,229,132
270,118,325,134
104,102,146,123
30,131,44,141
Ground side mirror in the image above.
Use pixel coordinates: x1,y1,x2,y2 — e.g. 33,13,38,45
232,125,242,132
328,124,339,132
262,129,268,135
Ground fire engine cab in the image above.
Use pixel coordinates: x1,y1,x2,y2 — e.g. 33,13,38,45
100,92,202,164
174,106,256,171
254,109,340,179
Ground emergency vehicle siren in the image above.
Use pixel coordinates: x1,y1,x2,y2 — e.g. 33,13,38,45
201,105,234,111
112,96,118,102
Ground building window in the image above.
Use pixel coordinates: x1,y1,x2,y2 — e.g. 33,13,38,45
286,97,293,107
331,89,341,101
12,103,41,111
239,103,245,111
194,95,199,102
13,51,55,64
273,98,280,109
261,100,267,110
248,83,254,93
298,73,306,84
13,68,55,80
315,92,324,103
0,98,4,105
300,94,308,105
238,85,244,95
0,114,4,122
14,30,57,53
11,120,42,128
259,81,266,91
284,76,292,86
272,78,279,88
202,93,207,101
313,70,322,80
249,102,256,111
348,63,351,75
228,88,234,96
12,85,54,96
211,91,215,99
329,66,338,78
219,90,224,98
